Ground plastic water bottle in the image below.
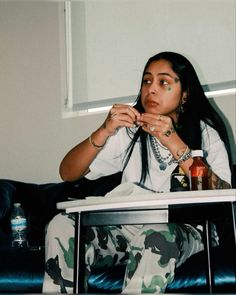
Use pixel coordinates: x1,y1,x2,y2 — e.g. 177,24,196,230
189,150,209,190
10,203,29,248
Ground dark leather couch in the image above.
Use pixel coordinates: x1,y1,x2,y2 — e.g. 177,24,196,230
0,170,235,293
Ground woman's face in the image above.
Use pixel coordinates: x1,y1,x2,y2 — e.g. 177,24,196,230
141,59,186,121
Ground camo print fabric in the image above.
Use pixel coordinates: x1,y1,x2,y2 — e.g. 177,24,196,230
43,212,208,294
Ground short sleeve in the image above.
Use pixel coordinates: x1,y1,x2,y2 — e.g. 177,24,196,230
201,123,231,184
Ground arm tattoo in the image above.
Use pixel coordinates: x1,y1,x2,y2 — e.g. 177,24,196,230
207,169,231,189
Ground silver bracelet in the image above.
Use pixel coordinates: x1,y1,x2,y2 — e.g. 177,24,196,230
175,146,192,164
88,135,105,150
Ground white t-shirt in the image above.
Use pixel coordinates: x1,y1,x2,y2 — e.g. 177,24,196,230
87,122,231,192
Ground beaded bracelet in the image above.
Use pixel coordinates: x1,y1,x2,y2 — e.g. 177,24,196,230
89,135,105,150
175,146,192,164
177,149,192,164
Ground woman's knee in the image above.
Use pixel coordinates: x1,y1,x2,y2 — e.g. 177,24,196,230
46,213,75,237
139,223,177,242
132,224,181,264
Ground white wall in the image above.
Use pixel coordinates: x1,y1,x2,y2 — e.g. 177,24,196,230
0,2,105,183
0,2,235,183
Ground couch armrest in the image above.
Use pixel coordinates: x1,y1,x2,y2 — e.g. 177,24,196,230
0,180,15,221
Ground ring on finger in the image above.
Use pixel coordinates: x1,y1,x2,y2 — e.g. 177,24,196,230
149,125,156,132
164,127,175,137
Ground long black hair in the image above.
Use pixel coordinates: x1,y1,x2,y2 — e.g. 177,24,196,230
123,51,232,184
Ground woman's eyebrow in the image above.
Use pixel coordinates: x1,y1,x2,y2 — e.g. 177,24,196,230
158,72,180,82
143,72,179,82
143,72,152,76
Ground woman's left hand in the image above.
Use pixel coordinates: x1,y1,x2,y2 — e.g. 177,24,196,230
137,113,176,144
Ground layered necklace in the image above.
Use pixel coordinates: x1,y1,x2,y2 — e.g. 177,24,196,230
150,136,175,171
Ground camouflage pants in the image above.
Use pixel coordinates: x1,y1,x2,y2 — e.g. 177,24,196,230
43,212,204,294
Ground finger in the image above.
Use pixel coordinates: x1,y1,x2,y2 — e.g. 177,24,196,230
127,105,140,118
138,115,161,127
140,113,164,122
115,113,137,127
109,111,118,119
115,106,139,124
141,123,155,135
113,104,140,120
139,113,174,132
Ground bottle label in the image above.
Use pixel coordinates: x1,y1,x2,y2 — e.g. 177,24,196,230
191,176,208,190
171,173,189,191
11,217,27,231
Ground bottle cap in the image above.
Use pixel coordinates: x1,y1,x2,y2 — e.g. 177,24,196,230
192,150,203,157
14,203,21,207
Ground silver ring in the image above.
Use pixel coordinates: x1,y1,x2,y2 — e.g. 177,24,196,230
149,126,156,132
164,130,172,137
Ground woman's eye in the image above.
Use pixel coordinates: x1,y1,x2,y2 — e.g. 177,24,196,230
160,80,168,85
143,79,151,84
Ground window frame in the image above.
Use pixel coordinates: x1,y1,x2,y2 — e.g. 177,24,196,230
63,2,236,117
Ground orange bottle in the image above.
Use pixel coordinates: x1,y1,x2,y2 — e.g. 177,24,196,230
189,150,209,190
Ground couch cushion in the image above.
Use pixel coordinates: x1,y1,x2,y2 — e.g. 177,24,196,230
0,247,44,293
87,246,236,293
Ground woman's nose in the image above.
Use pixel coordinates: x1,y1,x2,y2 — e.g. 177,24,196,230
148,82,158,94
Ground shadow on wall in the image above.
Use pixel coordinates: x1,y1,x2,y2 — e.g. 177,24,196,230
209,97,236,164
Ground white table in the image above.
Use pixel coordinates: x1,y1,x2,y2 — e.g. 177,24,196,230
57,189,236,293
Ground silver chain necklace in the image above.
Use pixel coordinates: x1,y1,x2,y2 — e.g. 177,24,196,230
150,136,175,170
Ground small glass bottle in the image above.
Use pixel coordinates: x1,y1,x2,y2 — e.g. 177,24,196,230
170,166,189,191
189,150,209,190
10,203,29,248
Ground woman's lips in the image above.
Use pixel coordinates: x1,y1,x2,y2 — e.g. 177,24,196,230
145,100,159,107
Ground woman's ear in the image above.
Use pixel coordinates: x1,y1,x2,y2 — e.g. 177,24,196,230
182,91,187,104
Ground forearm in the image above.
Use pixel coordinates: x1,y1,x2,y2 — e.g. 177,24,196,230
59,139,95,182
59,126,110,181
164,133,194,175
59,104,139,181
165,135,231,189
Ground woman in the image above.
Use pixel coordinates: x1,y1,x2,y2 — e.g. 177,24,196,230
43,52,231,294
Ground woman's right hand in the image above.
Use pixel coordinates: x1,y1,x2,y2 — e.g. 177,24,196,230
59,104,140,182
102,104,140,136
